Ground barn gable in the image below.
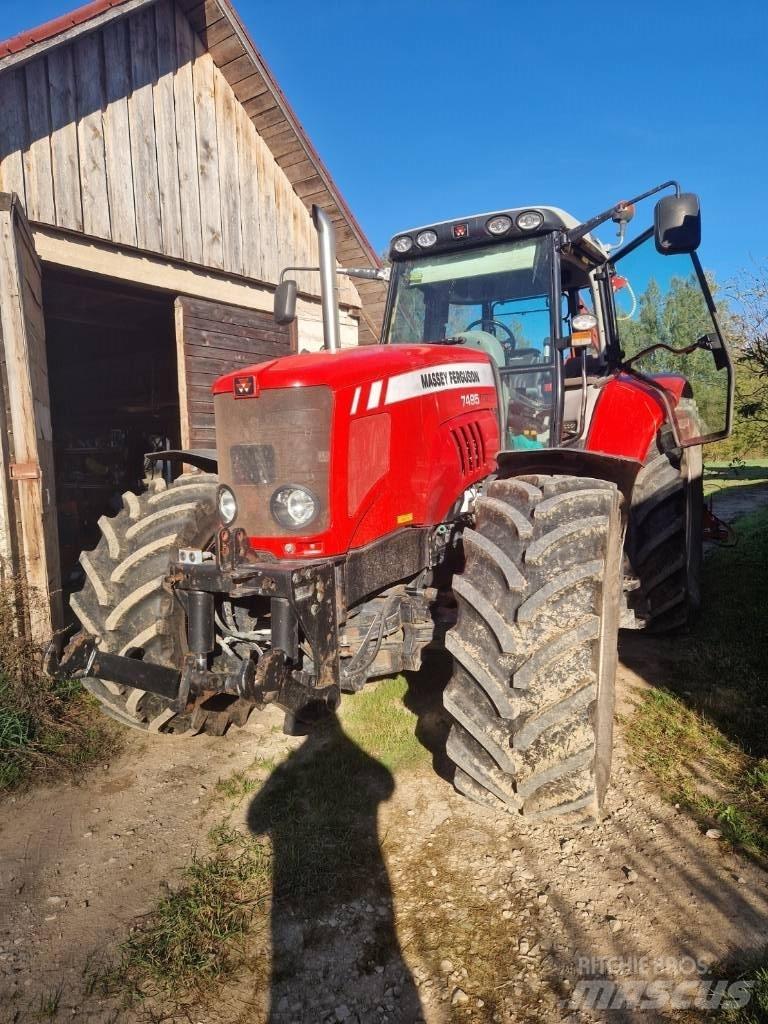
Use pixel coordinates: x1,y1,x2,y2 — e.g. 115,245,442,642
0,0,390,644
0,0,386,342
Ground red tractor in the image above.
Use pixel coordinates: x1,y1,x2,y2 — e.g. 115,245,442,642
63,182,732,820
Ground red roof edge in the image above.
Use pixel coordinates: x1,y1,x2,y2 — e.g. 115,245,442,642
0,0,132,59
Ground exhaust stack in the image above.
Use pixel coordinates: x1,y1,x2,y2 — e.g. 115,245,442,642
312,204,341,353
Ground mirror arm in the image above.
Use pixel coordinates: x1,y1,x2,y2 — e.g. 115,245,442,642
280,266,389,283
620,338,701,370
280,266,316,282
338,266,390,282
567,180,681,245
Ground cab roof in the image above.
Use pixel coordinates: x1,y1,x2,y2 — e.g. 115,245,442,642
389,206,608,262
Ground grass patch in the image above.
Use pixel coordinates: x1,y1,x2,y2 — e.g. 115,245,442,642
36,985,63,1019
692,947,768,1024
340,674,431,772
106,675,428,1012
0,585,120,792
625,505,768,861
703,458,768,499
104,825,271,1005
722,963,768,1024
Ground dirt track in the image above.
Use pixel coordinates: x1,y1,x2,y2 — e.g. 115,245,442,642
706,479,768,524
2,644,768,1023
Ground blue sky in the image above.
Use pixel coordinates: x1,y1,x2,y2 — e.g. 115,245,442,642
5,0,766,282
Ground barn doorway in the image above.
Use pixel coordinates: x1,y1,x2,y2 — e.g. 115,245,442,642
43,269,180,589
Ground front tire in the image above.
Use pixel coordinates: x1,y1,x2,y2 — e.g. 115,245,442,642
69,474,249,736
443,474,623,820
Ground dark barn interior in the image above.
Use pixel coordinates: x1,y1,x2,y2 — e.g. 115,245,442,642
43,269,180,587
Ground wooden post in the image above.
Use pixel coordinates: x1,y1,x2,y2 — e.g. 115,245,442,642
0,193,62,647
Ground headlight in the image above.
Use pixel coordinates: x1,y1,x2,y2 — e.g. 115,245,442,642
486,215,512,236
392,235,413,254
415,229,437,248
218,486,237,524
270,485,320,531
516,210,544,231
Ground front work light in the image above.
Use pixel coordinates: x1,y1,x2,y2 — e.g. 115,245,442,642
487,215,512,236
393,236,413,254
270,485,319,531
516,210,544,231
416,229,438,248
218,486,238,525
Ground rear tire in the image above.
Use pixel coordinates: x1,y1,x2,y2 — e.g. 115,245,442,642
69,474,250,736
625,444,703,632
443,474,623,820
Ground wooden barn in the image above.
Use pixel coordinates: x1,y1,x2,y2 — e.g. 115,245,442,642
0,0,386,643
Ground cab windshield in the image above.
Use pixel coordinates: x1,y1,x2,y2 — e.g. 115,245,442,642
385,235,557,450
385,235,555,370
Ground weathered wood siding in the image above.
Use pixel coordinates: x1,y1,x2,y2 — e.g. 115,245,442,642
0,195,62,641
0,0,359,306
176,294,295,449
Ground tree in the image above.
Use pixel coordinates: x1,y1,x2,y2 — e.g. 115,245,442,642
619,272,729,438
730,264,768,426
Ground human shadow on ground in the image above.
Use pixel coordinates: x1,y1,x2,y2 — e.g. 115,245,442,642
246,712,423,1023
403,650,454,782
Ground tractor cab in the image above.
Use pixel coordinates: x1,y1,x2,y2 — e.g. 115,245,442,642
384,188,733,452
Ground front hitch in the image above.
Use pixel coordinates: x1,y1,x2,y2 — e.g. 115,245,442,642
58,634,339,720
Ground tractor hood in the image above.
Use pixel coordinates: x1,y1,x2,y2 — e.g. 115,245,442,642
211,344,494,397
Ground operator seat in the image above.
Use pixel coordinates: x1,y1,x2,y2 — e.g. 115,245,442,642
453,330,506,367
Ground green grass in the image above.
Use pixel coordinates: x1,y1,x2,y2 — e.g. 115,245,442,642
340,674,431,772
104,825,271,1004
0,668,120,793
36,985,63,1020
625,505,768,861
703,458,768,498
106,675,427,1010
698,948,768,1024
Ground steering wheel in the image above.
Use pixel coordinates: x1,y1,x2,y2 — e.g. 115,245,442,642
464,318,516,358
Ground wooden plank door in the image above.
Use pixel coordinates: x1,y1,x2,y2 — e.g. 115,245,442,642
175,295,296,452
0,194,63,646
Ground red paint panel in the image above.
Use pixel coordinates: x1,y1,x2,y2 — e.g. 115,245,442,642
347,413,390,516
586,374,679,460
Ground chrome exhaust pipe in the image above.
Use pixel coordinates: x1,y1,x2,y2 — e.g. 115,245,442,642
312,204,341,353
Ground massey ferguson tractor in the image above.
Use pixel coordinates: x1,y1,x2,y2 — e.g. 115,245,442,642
62,181,732,821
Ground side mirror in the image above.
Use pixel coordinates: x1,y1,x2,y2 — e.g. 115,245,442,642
654,193,701,255
274,279,297,325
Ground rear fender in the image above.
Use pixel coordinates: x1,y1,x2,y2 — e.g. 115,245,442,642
495,449,643,509
145,449,218,473
586,375,674,460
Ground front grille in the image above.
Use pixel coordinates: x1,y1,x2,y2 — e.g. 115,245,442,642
230,444,276,484
215,386,332,536
451,421,486,474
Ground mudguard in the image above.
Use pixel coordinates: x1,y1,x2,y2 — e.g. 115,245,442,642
495,449,643,508
145,449,218,473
